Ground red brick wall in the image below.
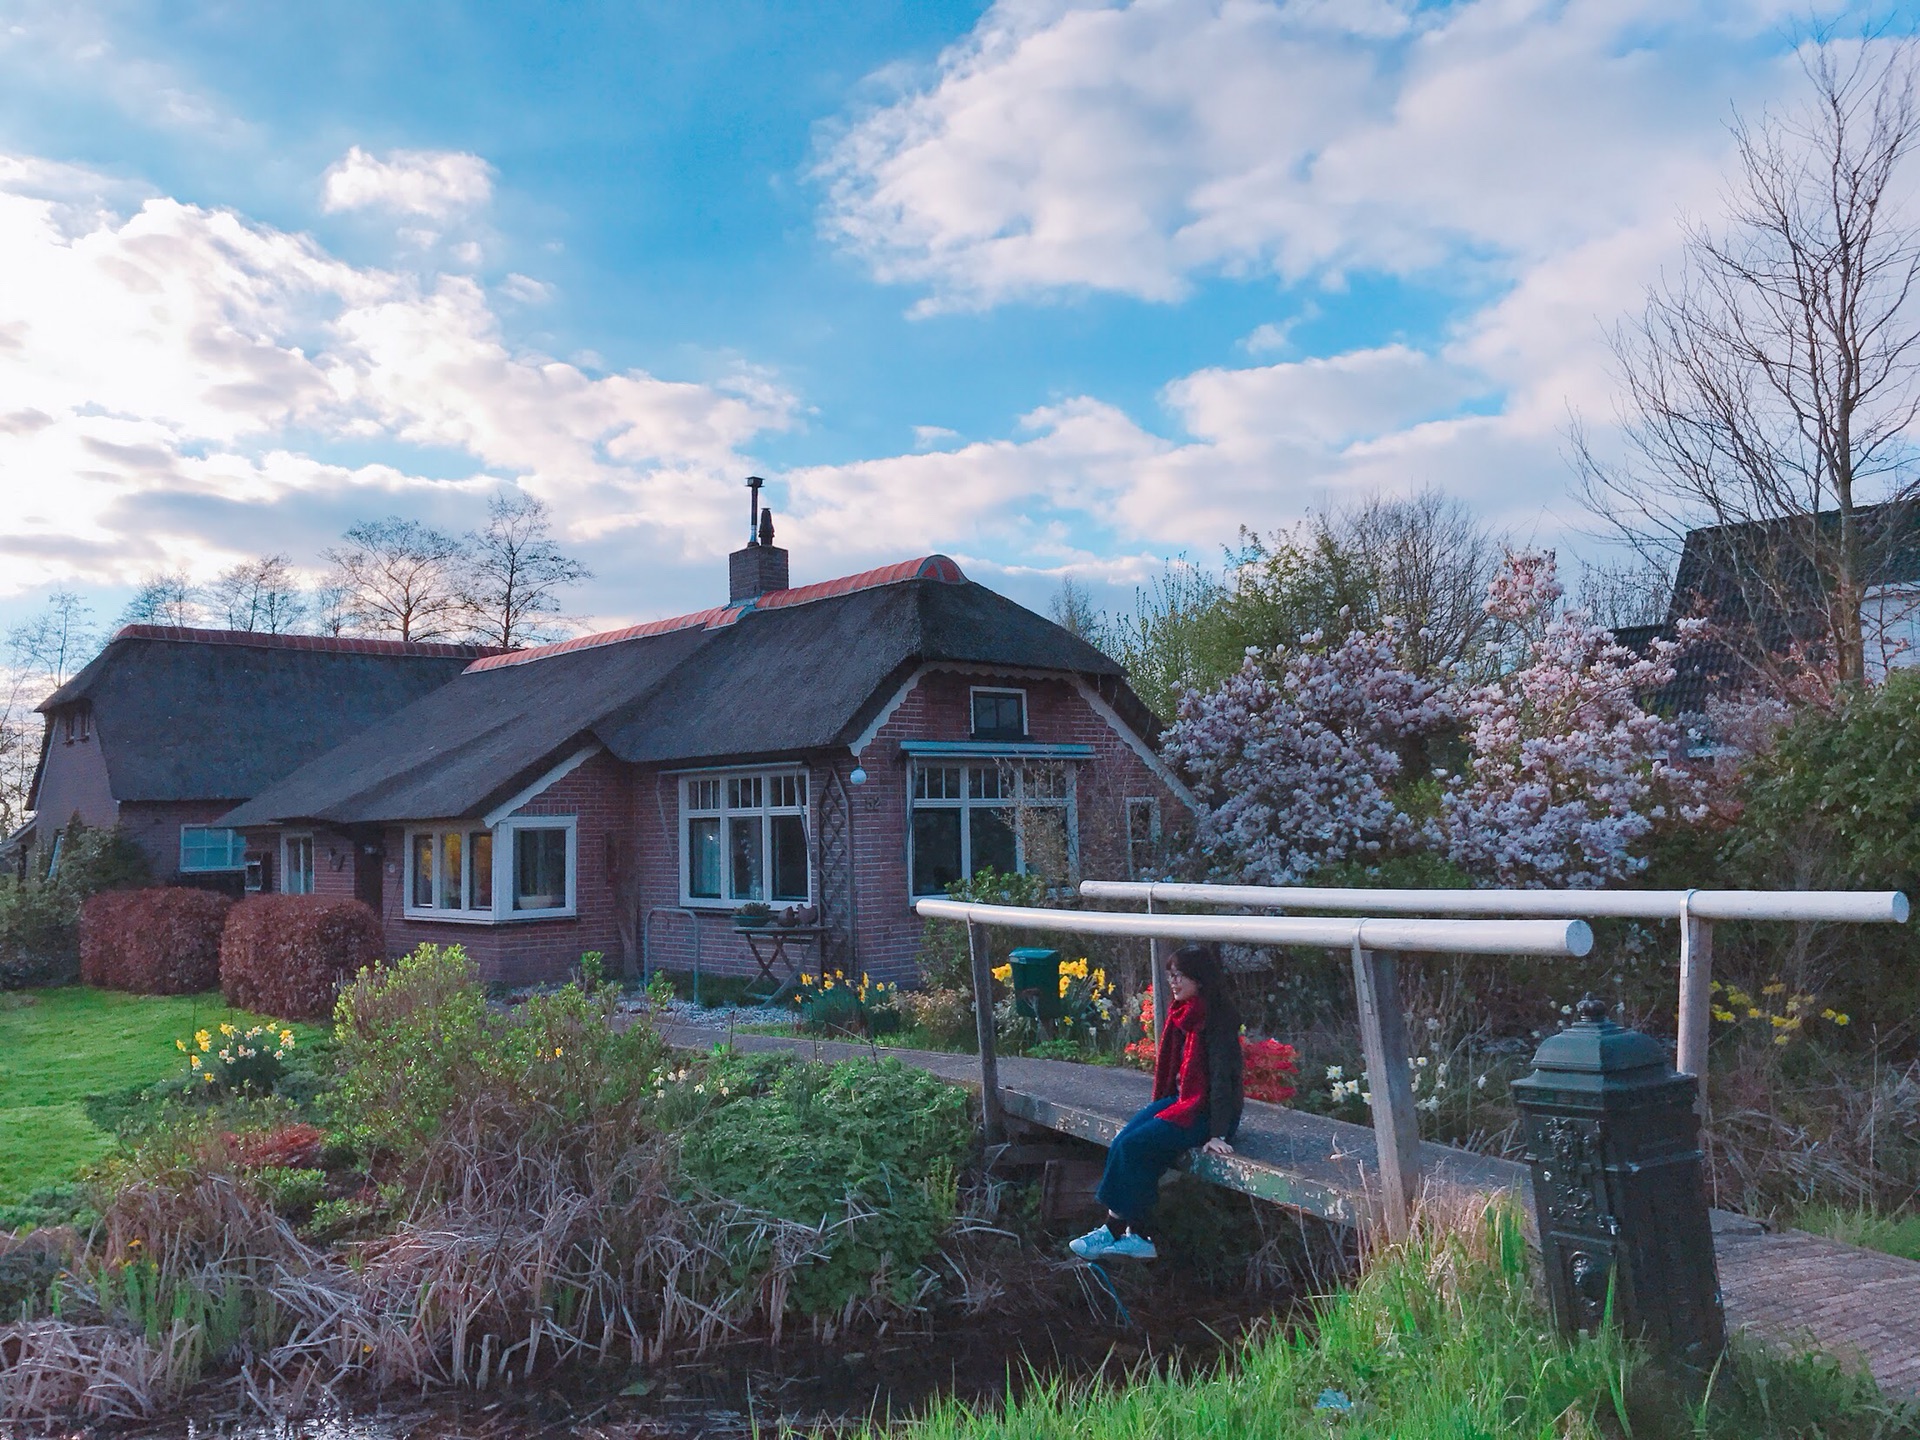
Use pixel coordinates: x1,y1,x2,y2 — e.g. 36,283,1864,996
841,668,1185,981
33,715,119,841
377,751,632,985
121,800,248,885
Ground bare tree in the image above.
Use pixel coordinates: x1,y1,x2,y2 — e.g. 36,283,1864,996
462,492,590,648
324,517,471,642
1,593,99,837
209,555,308,633
1577,42,1920,685
1578,557,1675,631
1332,489,1504,675
1048,577,1102,640
117,573,203,630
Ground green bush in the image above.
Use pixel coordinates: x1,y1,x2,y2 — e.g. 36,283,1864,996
677,1056,972,1313
0,822,149,988
330,942,493,1158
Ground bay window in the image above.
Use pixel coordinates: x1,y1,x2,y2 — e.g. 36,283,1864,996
403,818,571,920
681,770,810,907
909,760,1074,896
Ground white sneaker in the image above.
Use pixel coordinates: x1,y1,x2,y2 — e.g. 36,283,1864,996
1069,1225,1121,1259
1105,1232,1158,1261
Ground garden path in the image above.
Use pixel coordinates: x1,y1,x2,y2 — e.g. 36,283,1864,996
659,1022,1920,1397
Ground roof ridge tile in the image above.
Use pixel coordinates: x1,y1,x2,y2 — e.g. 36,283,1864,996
109,625,508,660
463,554,966,673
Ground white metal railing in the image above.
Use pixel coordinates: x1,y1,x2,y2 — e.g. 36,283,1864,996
914,897,1595,1241
1080,880,1910,1108
1079,881,1907,924
915,898,1592,957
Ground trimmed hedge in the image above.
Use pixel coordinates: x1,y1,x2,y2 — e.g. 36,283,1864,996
78,887,234,994
220,895,384,1020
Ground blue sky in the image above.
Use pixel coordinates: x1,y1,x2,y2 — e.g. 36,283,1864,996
0,0,1906,633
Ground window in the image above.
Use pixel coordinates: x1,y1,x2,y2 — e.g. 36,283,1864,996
282,833,314,895
1125,797,1161,880
63,705,89,742
1865,584,1920,680
402,820,569,919
970,688,1027,741
680,770,810,906
909,760,1074,896
512,825,570,912
180,826,246,873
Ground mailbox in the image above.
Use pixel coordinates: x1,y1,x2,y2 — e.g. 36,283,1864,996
1511,997,1725,1374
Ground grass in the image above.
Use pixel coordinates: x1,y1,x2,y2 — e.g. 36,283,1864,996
0,987,317,1203
1796,1203,1920,1263
872,1201,1919,1440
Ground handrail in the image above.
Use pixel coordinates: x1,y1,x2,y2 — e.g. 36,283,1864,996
915,898,1593,957
1080,881,1909,925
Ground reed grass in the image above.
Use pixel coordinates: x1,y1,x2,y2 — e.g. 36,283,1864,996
874,1199,1919,1440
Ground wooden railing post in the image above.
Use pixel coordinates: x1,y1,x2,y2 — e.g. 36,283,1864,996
968,920,1006,1145
1676,900,1713,1116
1351,941,1421,1241
1148,893,1170,1044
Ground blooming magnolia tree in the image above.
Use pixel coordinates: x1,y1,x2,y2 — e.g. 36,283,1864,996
1165,552,1703,889
1440,553,1705,886
1162,621,1456,884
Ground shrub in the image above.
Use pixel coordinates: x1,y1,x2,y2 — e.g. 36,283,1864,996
0,822,150,988
79,887,233,994
220,894,383,1019
331,943,492,1158
677,1056,972,1313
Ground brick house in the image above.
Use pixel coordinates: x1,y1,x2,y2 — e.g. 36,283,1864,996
14,627,498,888
224,531,1191,985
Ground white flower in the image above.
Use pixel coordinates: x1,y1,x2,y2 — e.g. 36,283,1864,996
1415,1056,1428,1067
1425,1017,1440,1032
1476,1075,1488,1089
1325,1065,1344,1081
1418,1096,1440,1113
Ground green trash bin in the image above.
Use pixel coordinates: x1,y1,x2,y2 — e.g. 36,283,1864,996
1008,947,1064,1021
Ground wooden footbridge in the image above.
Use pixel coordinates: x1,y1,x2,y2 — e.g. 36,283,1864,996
659,1021,1920,1398
658,877,1920,1396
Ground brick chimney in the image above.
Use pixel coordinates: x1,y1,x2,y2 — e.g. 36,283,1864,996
730,476,790,602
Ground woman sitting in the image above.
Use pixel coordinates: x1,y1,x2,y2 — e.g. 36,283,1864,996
1070,942,1245,1261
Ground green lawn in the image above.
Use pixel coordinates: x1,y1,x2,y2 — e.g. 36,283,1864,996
1796,1203,1920,1263
0,987,315,1202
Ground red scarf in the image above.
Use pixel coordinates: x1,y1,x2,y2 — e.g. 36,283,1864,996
1152,996,1209,1129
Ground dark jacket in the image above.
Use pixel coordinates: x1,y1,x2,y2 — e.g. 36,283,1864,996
1204,1012,1245,1143
1150,998,1245,1143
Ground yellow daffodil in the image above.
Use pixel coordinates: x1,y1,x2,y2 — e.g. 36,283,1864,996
175,1038,188,1052
195,1030,212,1051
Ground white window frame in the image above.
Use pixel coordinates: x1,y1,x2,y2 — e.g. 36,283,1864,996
677,766,812,910
1125,797,1162,880
968,685,1028,741
1864,582,1920,681
180,825,247,874
907,758,1077,898
401,817,576,922
281,832,315,895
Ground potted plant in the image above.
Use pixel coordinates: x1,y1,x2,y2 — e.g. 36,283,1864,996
733,901,773,930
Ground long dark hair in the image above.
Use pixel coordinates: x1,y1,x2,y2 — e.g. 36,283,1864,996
1170,942,1240,1038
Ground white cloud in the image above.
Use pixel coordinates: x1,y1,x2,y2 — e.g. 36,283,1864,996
322,146,496,222
912,424,961,450
820,0,1797,310
499,272,553,304
0,155,795,601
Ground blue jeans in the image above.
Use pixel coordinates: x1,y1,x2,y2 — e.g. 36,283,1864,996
1096,1096,1208,1232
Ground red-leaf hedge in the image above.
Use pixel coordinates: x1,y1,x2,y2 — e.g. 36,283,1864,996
79,887,234,994
220,895,384,1020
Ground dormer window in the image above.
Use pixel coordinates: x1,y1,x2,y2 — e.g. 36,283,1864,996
64,705,90,742
970,688,1027,742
